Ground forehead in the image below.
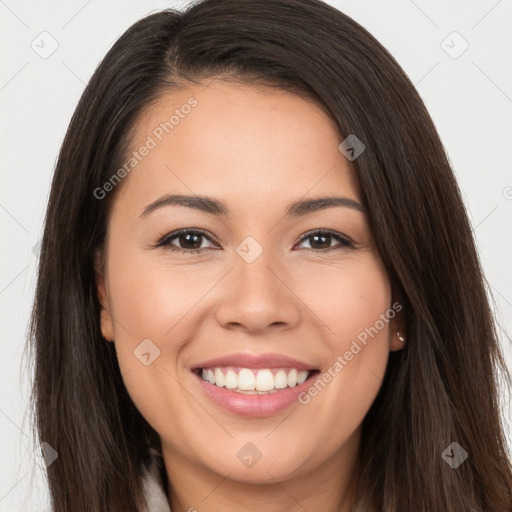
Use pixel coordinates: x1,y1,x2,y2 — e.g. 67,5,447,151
114,80,362,219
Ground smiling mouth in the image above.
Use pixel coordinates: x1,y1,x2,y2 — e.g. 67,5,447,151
193,367,320,395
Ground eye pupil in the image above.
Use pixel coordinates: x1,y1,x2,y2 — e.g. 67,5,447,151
180,233,202,249
160,229,350,254
310,234,331,249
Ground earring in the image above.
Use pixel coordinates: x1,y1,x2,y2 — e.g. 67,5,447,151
396,331,406,345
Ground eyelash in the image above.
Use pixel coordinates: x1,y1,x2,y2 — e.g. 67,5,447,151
155,228,354,255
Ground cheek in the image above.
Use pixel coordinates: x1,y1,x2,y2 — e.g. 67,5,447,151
104,246,218,418
107,248,211,343
331,265,390,348
329,256,391,377
293,253,391,419
294,253,391,348
104,249,202,434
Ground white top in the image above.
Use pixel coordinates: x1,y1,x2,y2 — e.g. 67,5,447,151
141,448,172,512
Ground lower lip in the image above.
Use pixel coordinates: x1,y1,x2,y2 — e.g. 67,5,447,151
193,370,319,417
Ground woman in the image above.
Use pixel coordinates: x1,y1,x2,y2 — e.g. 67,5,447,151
28,0,512,510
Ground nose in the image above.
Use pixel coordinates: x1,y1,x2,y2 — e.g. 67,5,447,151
215,248,301,334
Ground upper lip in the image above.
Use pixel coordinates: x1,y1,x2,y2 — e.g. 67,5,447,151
192,352,318,371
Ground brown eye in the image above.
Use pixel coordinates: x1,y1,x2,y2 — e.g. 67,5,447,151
295,230,353,251
175,232,204,250
156,228,353,255
157,229,218,254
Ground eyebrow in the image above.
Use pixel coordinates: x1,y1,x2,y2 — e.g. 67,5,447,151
140,193,366,218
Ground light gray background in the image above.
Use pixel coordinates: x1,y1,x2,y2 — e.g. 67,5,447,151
1,0,511,510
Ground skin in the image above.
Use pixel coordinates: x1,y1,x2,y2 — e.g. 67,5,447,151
96,79,406,512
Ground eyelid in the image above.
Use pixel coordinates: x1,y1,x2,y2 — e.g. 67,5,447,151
155,228,354,253
155,228,219,250
295,228,353,248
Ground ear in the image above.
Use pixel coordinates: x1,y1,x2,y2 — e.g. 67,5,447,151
94,248,115,342
388,289,407,352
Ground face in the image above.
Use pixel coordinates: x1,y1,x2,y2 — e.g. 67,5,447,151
96,80,405,489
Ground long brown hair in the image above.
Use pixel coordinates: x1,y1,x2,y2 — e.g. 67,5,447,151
27,0,512,510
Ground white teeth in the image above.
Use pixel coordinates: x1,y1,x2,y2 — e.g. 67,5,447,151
274,370,288,389
199,367,312,392
287,369,298,387
297,370,309,384
255,369,274,391
225,370,238,389
214,368,225,387
297,370,308,384
238,369,255,390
